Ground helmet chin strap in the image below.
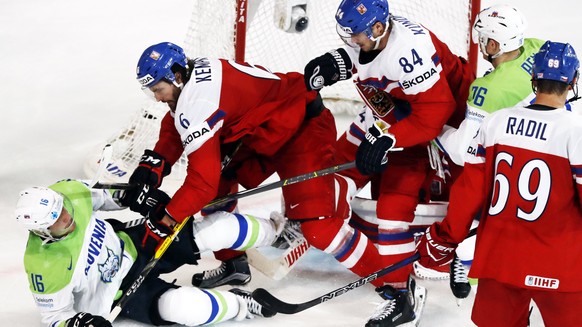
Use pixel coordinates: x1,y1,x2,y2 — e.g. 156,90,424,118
370,22,390,50
173,81,184,89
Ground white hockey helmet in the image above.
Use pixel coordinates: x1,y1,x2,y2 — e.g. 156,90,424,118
472,4,527,59
15,187,64,240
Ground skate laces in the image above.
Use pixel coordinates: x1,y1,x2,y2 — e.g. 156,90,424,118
234,290,264,316
451,257,469,283
283,220,303,239
273,220,303,249
246,296,264,316
369,298,398,321
203,262,226,279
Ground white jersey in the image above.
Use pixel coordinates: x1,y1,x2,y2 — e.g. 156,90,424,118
23,180,137,327
341,15,471,149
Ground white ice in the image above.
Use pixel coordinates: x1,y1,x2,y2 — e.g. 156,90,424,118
1,0,578,326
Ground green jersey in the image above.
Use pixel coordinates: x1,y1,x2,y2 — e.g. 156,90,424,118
23,180,137,327
437,38,545,165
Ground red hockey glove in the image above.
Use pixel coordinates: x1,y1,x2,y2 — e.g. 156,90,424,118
356,121,395,175
416,223,457,268
129,149,171,188
141,213,175,255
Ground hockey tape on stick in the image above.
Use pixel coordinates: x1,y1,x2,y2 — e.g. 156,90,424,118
252,253,420,314
108,216,191,321
108,141,243,321
90,144,113,188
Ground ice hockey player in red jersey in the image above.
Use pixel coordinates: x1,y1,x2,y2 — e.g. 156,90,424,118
417,41,582,326
129,42,404,311
303,0,474,325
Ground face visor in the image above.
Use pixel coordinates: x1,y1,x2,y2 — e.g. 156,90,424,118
337,21,388,50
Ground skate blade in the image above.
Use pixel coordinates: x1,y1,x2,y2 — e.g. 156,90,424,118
410,284,427,327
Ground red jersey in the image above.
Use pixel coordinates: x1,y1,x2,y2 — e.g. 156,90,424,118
153,58,319,221
439,104,582,292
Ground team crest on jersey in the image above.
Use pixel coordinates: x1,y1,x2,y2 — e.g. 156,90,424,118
98,248,120,283
357,84,395,117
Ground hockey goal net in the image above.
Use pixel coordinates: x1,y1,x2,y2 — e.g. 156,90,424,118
84,0,481,186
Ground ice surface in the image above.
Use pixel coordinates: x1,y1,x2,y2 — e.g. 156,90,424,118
1,0,577,325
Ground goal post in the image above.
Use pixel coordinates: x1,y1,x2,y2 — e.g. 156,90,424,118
84,0,481,186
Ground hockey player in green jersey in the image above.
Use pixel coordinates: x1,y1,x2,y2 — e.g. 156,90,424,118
16,179,281,327
436,4,545,166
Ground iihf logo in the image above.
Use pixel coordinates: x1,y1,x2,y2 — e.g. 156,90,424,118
524,275,559,289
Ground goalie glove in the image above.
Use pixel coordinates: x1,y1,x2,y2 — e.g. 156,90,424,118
416,223,457,268
355,121,395,175
129,149,171,188
304,48,352,91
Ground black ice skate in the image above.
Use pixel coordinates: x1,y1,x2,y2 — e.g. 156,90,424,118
192,254,251,288
229,288,277,318
366,276,426,327
450,254,471,304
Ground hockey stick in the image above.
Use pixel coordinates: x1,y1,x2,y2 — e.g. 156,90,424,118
252,253,420,314
108,216,191,321
108,141,244,321
90,144,113,188
94,142,244,190
114,161,356,230
203,161,356,211
246,235,310,280
108,161,354,321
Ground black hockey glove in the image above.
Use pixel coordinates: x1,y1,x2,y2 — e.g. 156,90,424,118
121,184,175,254
356,121,396,175
120,184,171,218
304,48,352,91
65,312,112,327
129,149,171,188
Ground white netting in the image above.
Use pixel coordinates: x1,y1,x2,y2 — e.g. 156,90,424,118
85,0,478,185
184,0,477,114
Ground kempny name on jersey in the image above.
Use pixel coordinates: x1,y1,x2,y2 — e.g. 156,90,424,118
193,57,212,83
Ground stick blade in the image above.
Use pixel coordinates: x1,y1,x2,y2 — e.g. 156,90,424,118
252,288,304,314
